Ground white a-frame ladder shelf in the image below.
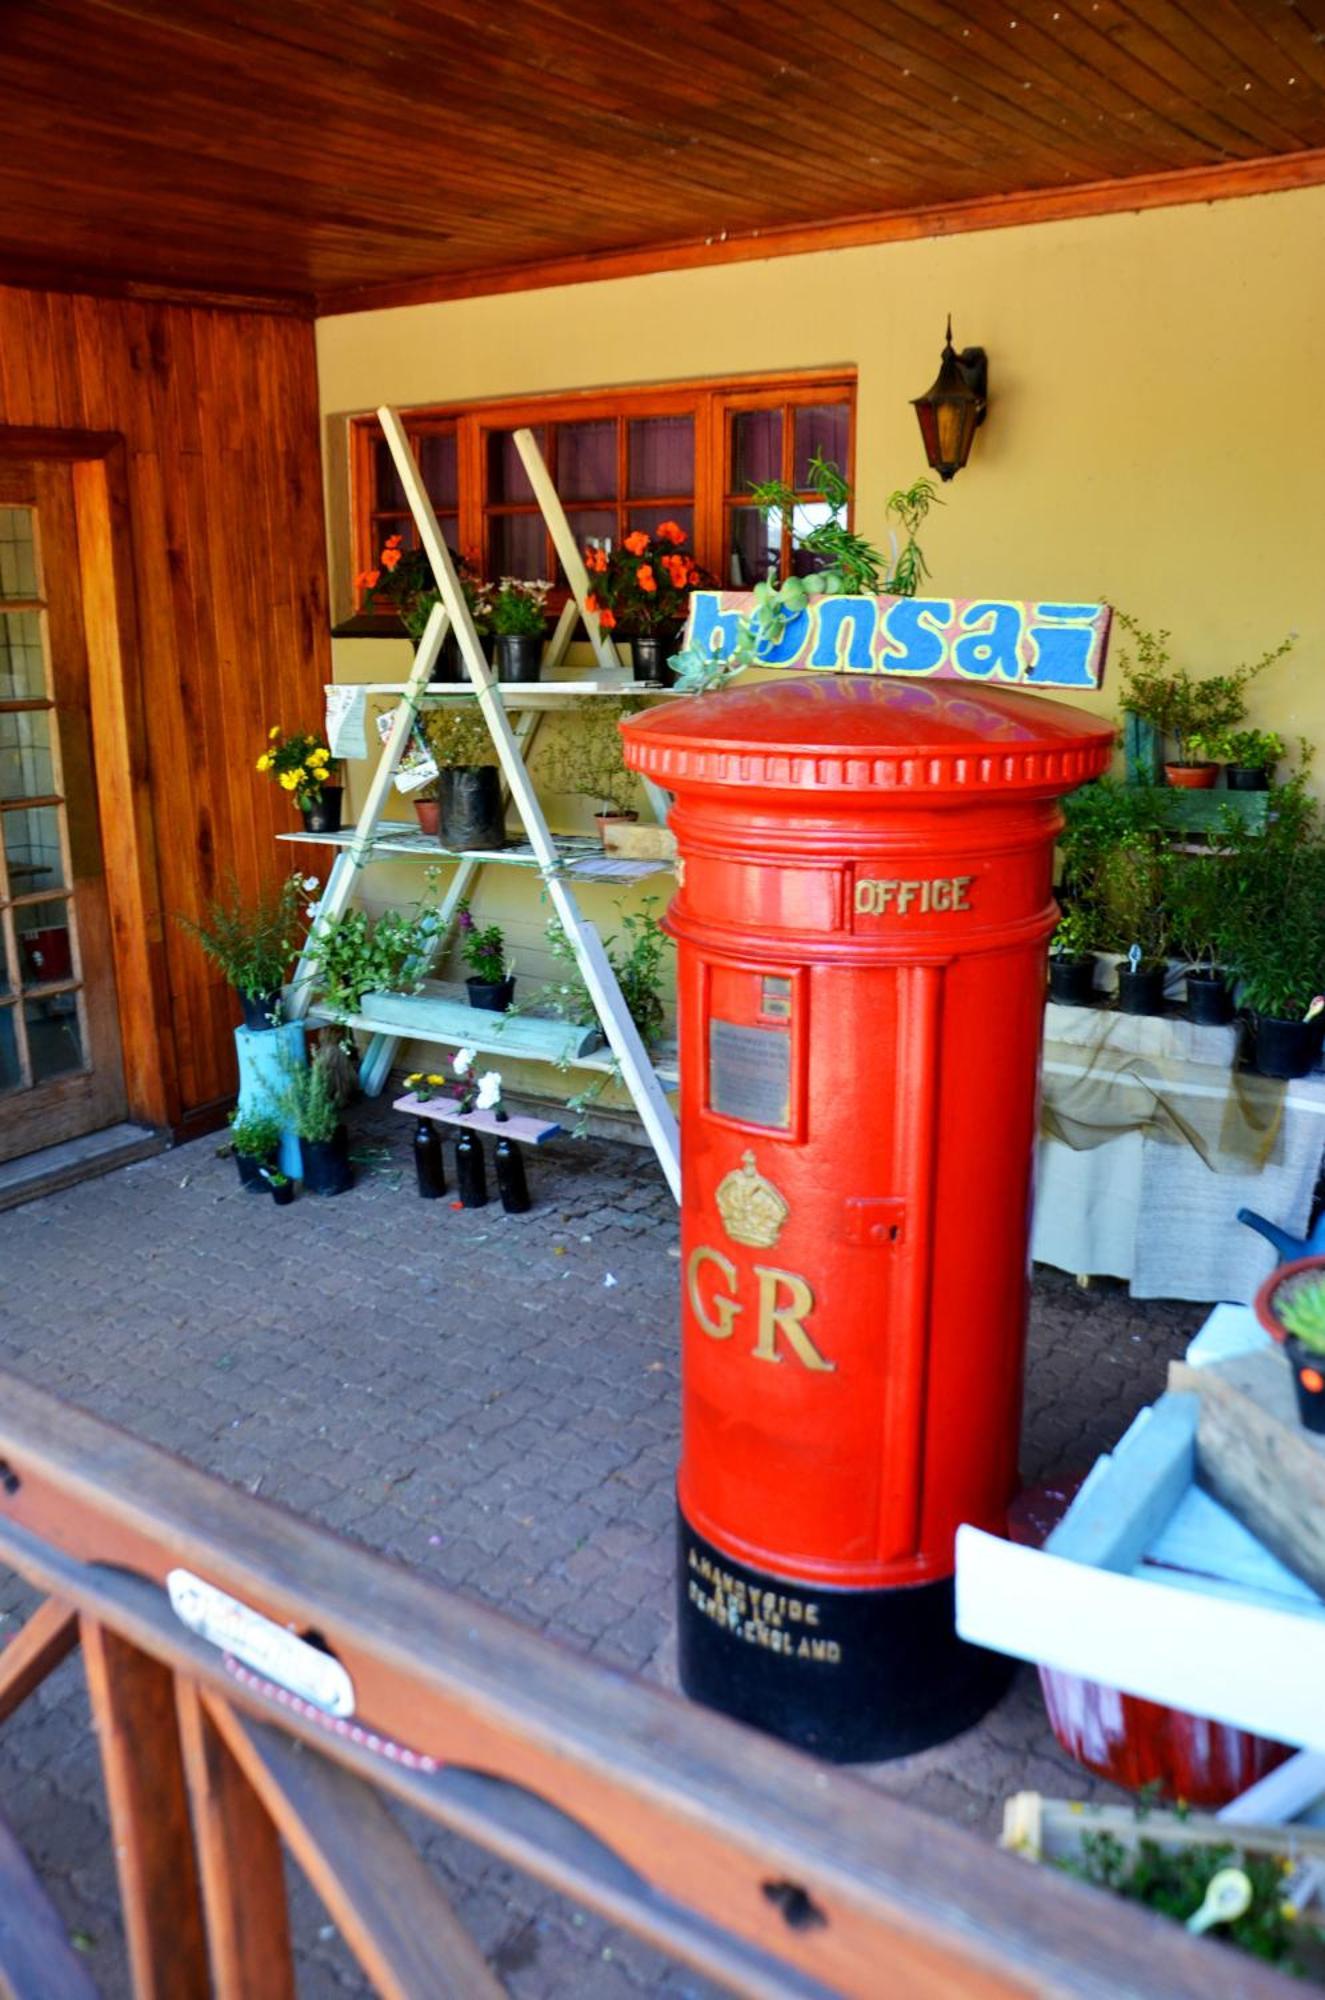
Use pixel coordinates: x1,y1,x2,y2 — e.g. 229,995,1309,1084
284,407,682,1202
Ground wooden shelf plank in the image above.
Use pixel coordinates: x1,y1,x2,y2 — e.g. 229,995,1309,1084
276,828,672,882
392,1092,561,1145
335,681,675,703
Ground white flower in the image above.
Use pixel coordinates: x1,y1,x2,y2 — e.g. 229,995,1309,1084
476,1071,502,1111
304,903,319,920
301,874,320,892
452,1046,475,1077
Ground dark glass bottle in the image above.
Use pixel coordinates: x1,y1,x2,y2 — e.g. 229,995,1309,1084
494,1136,531,1214
413,1119,446,1199
455,1127,488,1207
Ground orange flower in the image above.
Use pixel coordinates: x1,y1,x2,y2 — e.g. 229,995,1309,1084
381,547,401,572
662,553,688,588
356,568,381,590
686,561,702,586
383,533,403,550
584,592,600,613
636,564,657,593
656,520,686,545
623,530,650,556
598,607,617,629
585,547,608,574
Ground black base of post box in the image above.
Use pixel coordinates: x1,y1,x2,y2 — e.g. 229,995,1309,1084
677,1513,1014,1763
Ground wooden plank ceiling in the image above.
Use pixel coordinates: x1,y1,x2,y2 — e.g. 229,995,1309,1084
2,0,1324,314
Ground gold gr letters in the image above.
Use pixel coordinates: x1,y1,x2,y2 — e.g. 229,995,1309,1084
687,1247,833,1372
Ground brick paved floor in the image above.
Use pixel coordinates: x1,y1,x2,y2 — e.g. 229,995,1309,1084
0,1102,1202,1996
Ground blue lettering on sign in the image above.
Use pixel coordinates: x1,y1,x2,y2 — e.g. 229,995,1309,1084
755,607,810,665
878,600,951,677
953,601,1025,681
689,594,746,663
1025,603,1102,688
808,599,876,671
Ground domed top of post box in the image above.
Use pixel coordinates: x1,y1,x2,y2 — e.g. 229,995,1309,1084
621,677,1114,800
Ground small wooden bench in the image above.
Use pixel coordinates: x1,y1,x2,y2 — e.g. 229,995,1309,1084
391,1091,561,1145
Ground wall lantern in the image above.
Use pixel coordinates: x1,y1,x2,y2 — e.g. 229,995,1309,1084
912,317,988,480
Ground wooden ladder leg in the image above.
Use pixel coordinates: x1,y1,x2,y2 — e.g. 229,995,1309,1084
81,1620,210,2000
175,1677,295,2000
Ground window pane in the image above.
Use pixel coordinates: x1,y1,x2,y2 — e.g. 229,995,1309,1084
17,899,74,988
0,708,53,802
25,993,83,1082
790,500,837,577
0,510,38,600
558,421,616,502
627,506,694,549
628,417,694,499
732,410,782,492
0,1007,19,1092
794,404,849,485
489,515,546,582
374,437,408,512
3,805,66,895
727,506,779,587
418,432,458,510
488,429,544,504
0,611,46,700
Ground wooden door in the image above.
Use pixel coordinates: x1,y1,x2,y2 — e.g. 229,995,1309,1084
0,462,126,1162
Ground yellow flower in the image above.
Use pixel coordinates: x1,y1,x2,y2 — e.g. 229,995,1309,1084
278,771,299,791
426,1072,445,1085
310,746,330,764
255,754,272,771
405,1072,423,1087
268,725,281,740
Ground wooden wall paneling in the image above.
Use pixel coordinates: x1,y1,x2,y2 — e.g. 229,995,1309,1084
0,282,331,1127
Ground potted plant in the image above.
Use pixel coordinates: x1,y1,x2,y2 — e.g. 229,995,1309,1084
1047,904,1098,1007
227,1106,282,1193
262,1167,296,1207
584,521,705,684
456,902,513,1011
1216,775,1325,1077
257,726,343,834
1098,836,1171,1013
303,899,443,1021
1190,727,1284,793
422,709,505,850
176,874,302,1029
1253,1257,1325,1433
486,577,550,683
284,1039,353,1196
536,698,644,845
1162,849,1234,1024
411,777,440,838
1116,613,1292,789
357,536,490,680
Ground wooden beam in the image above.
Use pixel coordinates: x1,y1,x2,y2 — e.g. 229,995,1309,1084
174,1678,294,2000
0,1598,78,1726
203,1697,502,2000
80,1620,210,2000
0,1804,99,2000
316,146,1325,317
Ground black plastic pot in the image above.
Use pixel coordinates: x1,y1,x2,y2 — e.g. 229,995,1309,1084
455,1127,487,1208
300,1125,354,1196
440,766,506,851
1186,970,1232,1024
239,989,282,1031
495,1135,531,1214
413,1118,446,1199
1248,1012,1324,1080
1285,1333,1325,1433
234,1150,269,1194
632,634,678,687
429,630,464,684
269,1179,295,1207
1117,965,1166,1016
301,790,343,836
1048,956,1096,1006
495,633,543,682
465,974,514,1012
1226,765,1271,792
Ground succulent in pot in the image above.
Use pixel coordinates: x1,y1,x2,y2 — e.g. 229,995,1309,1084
1253,1257,1325,1432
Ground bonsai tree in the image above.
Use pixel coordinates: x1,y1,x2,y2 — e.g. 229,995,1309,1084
1115,611,1293,770
1057,778,1168,958
1187,727,1284,776
1215,776,1325,1023
536,699,645,820
422,708,497,772
1161,851,1229,973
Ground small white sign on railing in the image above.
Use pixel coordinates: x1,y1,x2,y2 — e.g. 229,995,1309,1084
168,1568,356,1717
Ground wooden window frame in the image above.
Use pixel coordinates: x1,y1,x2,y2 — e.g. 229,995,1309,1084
348,369,856,619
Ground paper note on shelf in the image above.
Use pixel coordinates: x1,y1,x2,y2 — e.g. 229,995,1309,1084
376,710,439,794
325,684,369,759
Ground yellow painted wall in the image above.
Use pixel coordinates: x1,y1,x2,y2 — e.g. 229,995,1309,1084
314,184,1325,1105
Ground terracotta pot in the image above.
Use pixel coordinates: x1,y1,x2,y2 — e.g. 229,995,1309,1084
594,810,638,848
1252,1255,1325,1345
1164,762,1218,790
413,798,440,836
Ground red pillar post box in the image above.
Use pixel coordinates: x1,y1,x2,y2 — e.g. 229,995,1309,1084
622,677,1114,1760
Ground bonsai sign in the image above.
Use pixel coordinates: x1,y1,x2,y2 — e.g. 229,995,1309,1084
687,592,1110,689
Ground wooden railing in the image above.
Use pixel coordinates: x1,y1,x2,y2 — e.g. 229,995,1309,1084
0,1369,1293,1998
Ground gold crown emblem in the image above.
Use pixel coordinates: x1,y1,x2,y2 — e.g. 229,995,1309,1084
715,1151,789,1250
